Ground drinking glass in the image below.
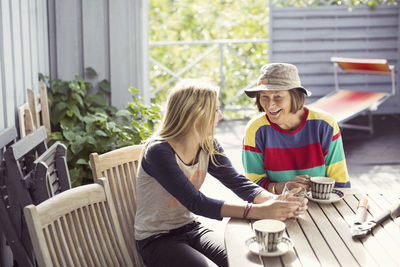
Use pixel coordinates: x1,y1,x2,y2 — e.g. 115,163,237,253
281,182,307,221
281,182,307,202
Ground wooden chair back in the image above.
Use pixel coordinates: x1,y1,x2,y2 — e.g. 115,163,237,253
0,127,35,267
18,102,36,138
4,126,48,206
24,178,134,267
0,127,32,267
1,127,72,266
1,126,47,267
18,82,51,138
31,141,71,204
0,127,17,151
90,144,145,267
28,82,51,133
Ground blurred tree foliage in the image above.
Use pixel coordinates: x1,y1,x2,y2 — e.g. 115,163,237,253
149,0,397,116
149,0,269,116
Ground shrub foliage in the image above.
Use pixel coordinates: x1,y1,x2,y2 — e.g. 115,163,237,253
40,69,161,186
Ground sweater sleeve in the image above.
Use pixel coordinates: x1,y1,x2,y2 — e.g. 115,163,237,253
208,139,264,203
141,142,224,220
324,121,351,188
242,118,268,185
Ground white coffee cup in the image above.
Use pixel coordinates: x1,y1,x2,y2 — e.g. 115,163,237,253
253,219,286,252
310,177,335,200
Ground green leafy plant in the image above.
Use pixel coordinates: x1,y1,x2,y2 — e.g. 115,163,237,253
39,69,161,186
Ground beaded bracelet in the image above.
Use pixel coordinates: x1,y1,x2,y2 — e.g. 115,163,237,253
244,203,253,219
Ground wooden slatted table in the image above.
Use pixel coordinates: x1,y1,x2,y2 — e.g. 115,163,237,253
224,189,400,267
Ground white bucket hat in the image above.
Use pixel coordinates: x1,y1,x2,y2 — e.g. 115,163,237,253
244,63,312,98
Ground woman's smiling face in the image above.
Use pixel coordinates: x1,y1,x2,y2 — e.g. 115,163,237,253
259,90,292,127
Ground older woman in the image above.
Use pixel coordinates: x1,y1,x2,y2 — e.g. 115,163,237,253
242,63,351,194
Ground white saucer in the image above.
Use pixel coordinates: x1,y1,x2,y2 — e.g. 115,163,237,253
245,236,293,257
306,189,344,204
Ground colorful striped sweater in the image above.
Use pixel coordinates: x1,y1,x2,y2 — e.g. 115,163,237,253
242,107,351,188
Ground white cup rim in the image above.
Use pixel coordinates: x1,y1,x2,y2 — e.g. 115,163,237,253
253,219,286,233
310,176,335,184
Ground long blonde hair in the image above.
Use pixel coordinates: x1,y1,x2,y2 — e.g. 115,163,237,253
155,79,220,161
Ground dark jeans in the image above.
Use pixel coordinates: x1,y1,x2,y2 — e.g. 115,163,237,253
137,221,228,267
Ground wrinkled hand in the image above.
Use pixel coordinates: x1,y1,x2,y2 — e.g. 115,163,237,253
291,175,311,186
276,175,311,194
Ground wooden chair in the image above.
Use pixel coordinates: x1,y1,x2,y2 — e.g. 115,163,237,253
0,127,29,267
4,126,48,206
309,57,396,134
1,126,47,267
90,144,145,267
0,127,17,152
18,102,36,138
1,127,72,266
24,178,134,267
28,82,51,134
31,141,71,204
18,82,51,138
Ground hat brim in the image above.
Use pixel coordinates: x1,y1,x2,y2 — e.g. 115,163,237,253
244,84,312,98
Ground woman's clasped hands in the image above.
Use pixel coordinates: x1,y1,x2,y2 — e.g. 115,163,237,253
279,182,309,219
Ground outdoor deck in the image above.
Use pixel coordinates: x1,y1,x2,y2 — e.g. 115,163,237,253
199,113,400,236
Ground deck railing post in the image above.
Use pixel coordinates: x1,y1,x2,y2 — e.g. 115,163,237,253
219,43,225,93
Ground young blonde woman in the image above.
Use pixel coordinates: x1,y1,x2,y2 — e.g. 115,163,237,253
134,79,307,267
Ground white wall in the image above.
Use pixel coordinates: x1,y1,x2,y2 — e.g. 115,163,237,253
48,0,149,109
0,0,49,131
0,1,49,265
